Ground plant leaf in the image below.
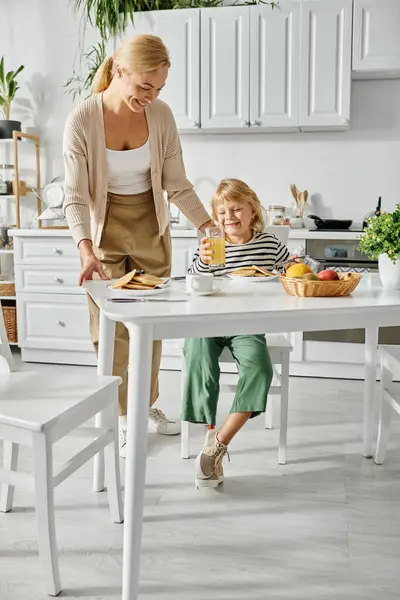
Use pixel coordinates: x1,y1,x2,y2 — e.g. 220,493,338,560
0,57,4,86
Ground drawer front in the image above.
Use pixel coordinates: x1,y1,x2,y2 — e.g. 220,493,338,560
17,293,93,353
14,237,80,265
15,264,83,294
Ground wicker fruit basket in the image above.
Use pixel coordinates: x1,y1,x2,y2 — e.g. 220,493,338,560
2,304,17,343
279,273,363,298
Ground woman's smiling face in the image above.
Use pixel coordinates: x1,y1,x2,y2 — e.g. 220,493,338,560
117,65,169,113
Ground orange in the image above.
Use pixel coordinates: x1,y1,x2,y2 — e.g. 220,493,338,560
286,263,313,278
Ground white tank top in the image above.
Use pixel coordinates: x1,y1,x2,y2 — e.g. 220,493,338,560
106,140,152,195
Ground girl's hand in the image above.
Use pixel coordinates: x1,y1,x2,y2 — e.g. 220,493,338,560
78,240,109,286
283,255,301,273
199,237,214,265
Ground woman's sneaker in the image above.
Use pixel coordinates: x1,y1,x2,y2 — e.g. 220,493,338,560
148,408,180,435
195,429,229,489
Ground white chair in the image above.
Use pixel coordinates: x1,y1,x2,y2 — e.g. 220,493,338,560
375,345,400,465
0,303,123,596
181,334,292,464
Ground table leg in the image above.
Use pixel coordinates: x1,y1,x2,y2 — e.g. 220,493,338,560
94,310,116,493
122,322,153,600
363,327,378,458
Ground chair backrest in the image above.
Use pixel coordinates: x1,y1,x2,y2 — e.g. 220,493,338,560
0,301,15,373
264,225,290,246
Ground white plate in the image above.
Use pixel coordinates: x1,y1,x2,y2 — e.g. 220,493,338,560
183,287,222,297
107,278,170,297
227,274,278,284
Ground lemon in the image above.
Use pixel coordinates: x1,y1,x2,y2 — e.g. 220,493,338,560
286,263,313,278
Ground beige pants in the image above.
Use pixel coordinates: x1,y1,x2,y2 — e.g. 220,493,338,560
88,190,172,416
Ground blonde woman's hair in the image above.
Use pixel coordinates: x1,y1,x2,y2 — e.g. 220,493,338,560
211,178,265,233
92,34,171,94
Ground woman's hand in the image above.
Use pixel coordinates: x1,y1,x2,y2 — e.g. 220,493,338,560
199,237,214,265
199,219,214,234
78,240,109,286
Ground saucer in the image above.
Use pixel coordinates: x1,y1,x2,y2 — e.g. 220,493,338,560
184,287,222,297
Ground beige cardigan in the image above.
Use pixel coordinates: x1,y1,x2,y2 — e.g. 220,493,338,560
63,93,210,247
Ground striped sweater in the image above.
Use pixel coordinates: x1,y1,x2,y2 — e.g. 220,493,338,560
189,232,291,276
63,94,210,247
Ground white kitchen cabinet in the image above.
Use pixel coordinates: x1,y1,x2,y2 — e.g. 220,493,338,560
125,10,200,130
200,7,250,130
299,0,352,131
250,2,301,132
353,0,400,78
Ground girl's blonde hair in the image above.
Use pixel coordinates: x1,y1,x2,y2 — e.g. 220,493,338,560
92,34,171,94
211,178,265,232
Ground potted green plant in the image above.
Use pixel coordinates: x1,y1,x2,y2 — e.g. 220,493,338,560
0,57,24,139
358,205,400,289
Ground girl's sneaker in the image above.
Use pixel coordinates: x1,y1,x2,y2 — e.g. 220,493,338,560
195,429,229,489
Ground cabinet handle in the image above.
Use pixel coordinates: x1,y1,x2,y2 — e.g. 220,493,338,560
54,277,63,284
250,120,261,127
241,120,250,127
52,248,61,255
191,121,200,128
56,320,66,327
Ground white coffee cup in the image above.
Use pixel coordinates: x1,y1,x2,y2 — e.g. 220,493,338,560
186,273,214,295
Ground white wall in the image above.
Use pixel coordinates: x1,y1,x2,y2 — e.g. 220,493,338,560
182,79,400,223
1,0,400,227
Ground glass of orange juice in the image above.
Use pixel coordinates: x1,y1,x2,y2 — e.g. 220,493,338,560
206,225,226,267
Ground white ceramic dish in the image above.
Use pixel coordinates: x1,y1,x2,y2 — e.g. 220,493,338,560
227,275,278,284
107,278,170,298
183,286,222,297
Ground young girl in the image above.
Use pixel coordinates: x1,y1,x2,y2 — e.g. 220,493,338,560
182,178,292,489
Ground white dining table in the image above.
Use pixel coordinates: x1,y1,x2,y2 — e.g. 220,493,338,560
85,274,400,600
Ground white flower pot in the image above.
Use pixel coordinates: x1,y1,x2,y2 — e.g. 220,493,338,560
378,253,400,289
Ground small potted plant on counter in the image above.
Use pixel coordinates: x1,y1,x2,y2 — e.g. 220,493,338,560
359,205,400,289
0,57,24,139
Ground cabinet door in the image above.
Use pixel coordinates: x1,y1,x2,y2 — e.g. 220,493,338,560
124,10,200,130
250,2,300,131
158,10,200,130
353,0,400,77
299,0,352,131
201,7,250,129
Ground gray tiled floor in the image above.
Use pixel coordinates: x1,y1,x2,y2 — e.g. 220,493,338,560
1,356,400,599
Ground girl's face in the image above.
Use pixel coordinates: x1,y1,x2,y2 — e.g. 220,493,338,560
215,198,255,238
117,65,168,113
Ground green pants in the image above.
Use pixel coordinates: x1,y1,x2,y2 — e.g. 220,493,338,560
182,335,273,425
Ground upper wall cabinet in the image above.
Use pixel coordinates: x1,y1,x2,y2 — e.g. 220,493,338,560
299,0,352,131
123,9,200,130
200,7,250,130
129,2,353,133
353,0,400,79
249,2,301,131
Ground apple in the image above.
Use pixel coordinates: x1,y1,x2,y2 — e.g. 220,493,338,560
318,269,339,281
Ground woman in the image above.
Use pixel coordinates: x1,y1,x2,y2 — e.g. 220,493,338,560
63,34,213,458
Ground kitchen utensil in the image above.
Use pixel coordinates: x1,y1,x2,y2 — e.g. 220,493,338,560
107,297,187,303
363,196,382,229
308,215,353,230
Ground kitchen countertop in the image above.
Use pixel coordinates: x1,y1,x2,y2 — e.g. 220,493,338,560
9,227,365,241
